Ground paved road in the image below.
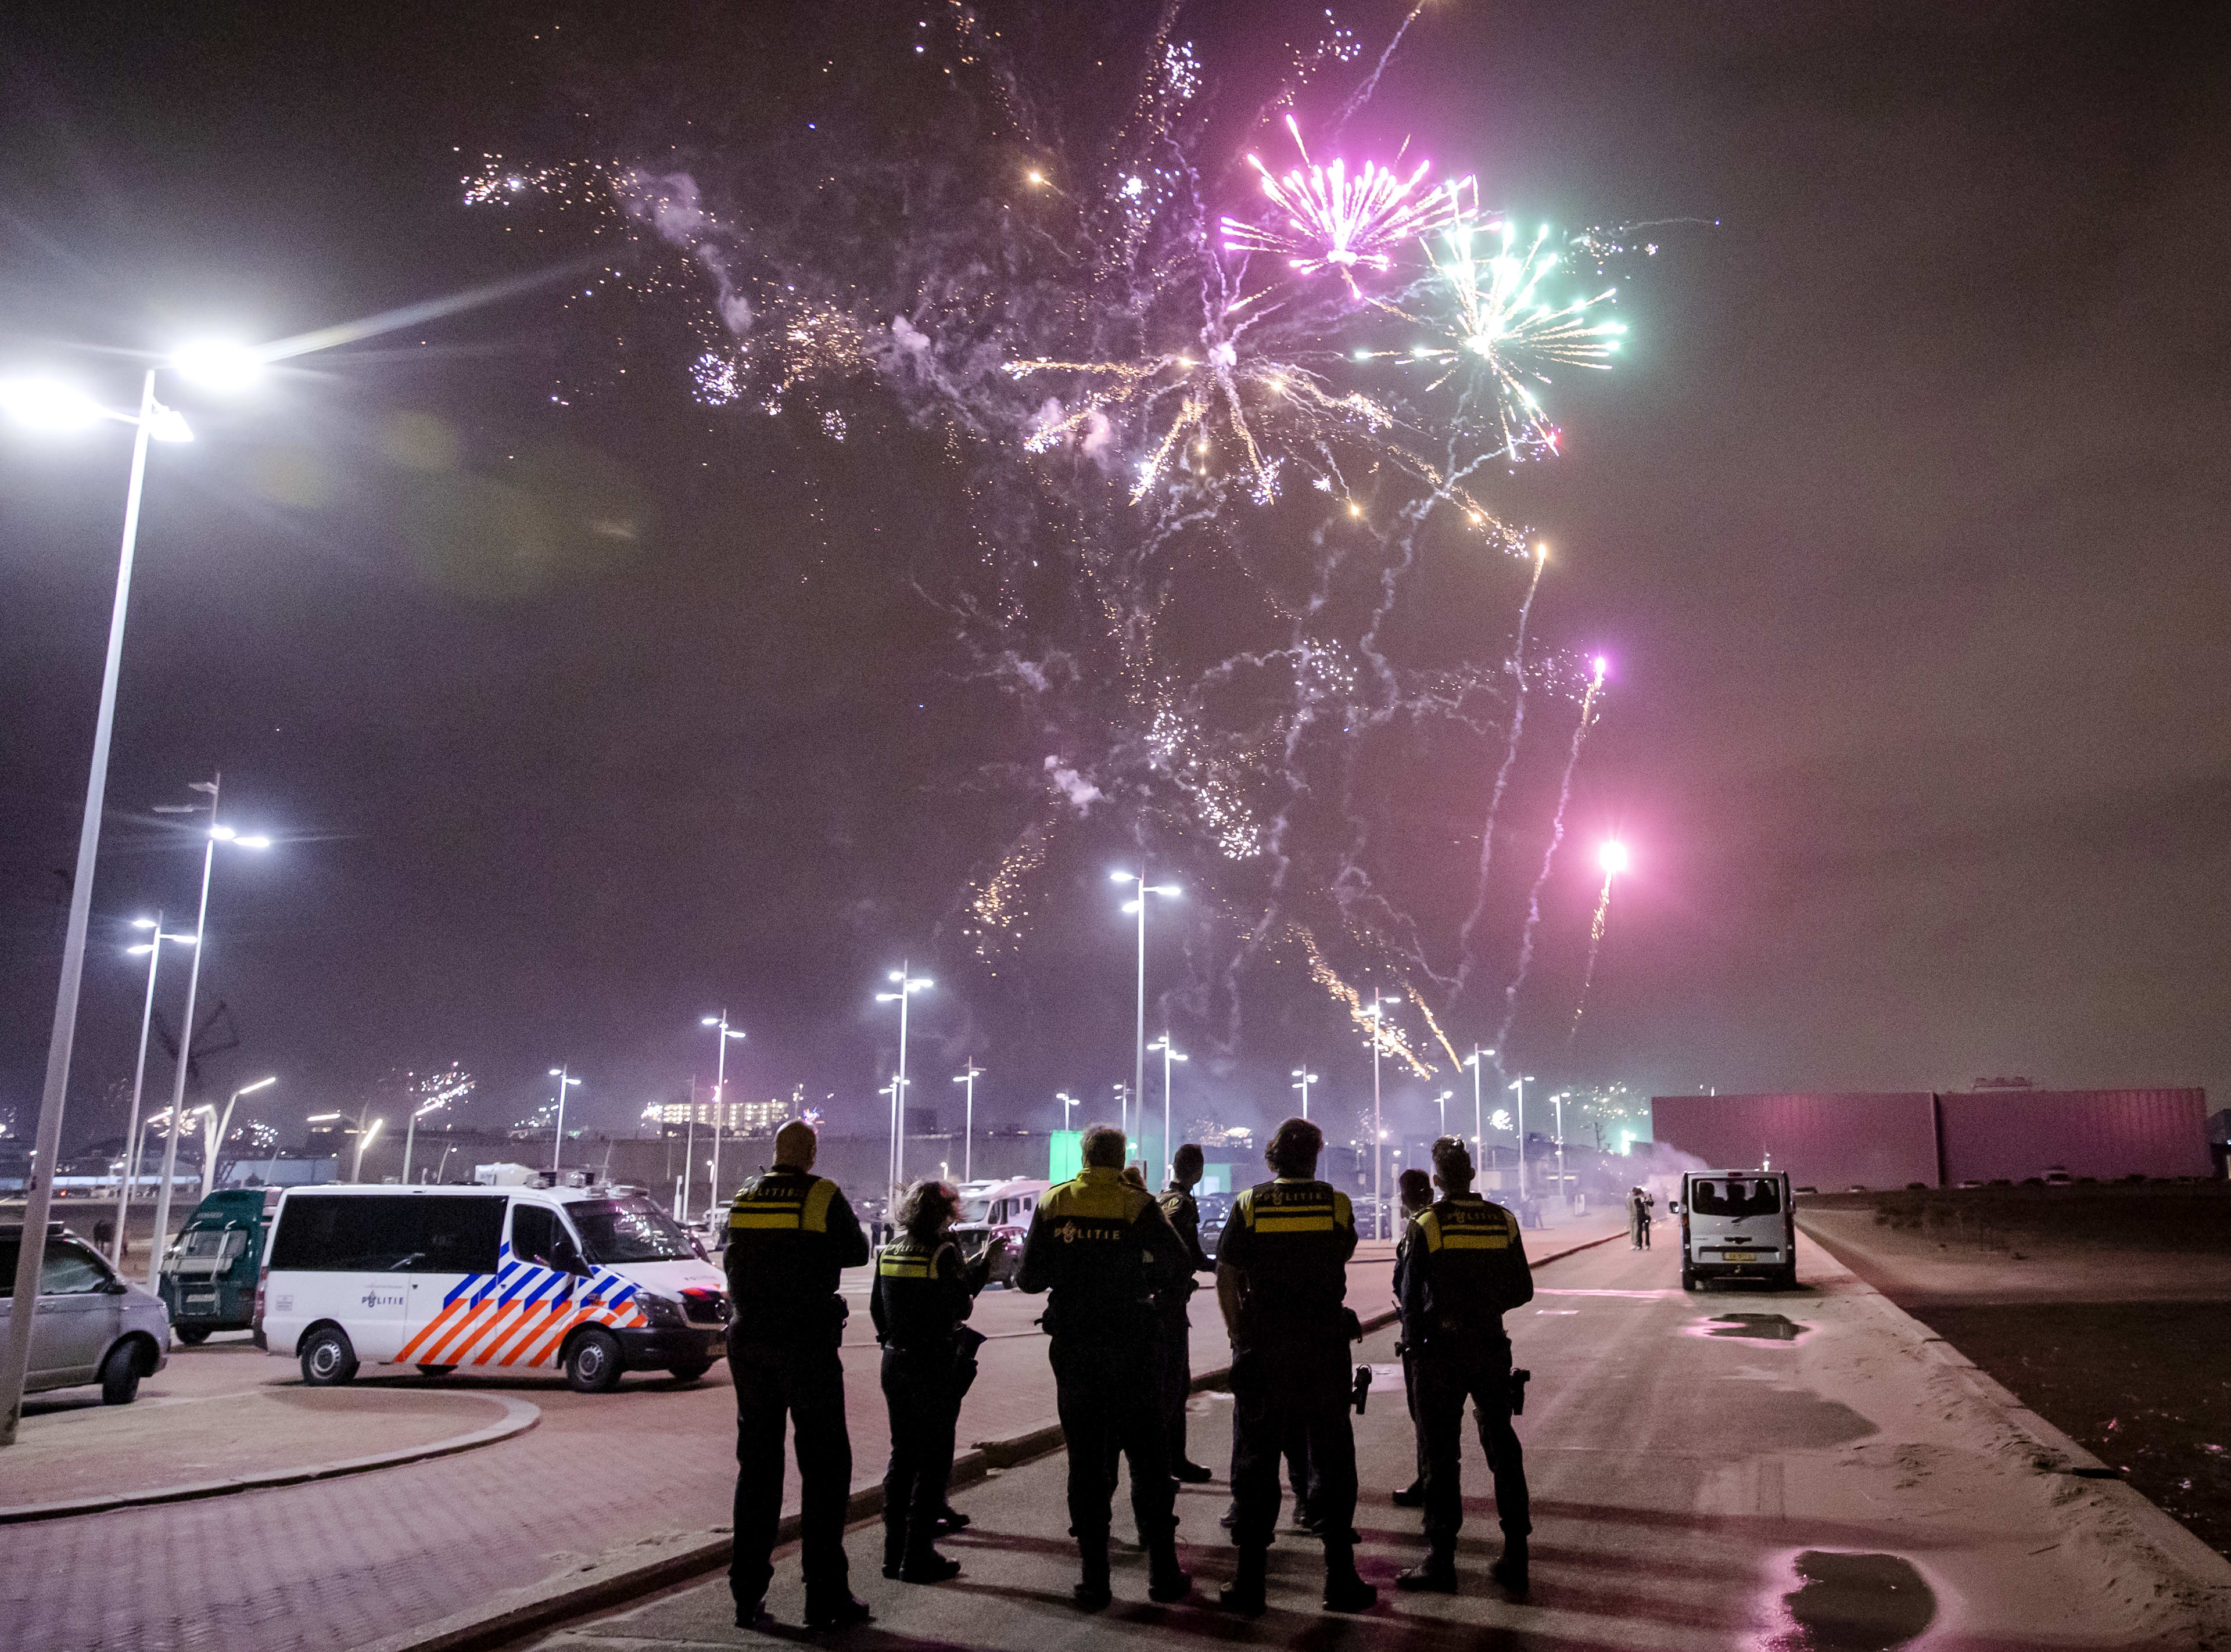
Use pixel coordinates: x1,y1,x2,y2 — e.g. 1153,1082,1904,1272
2,1223,1634,1652
532,1237,2229,1651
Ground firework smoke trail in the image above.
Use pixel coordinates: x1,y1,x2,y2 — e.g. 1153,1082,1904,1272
1297,929,1433,1078
1336,1,1432,128
1566,846,1624,1051
1456,543,1547,993
1494,654,1608,1058
1408,985,1465,1073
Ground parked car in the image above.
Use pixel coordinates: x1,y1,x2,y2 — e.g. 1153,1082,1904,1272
0,1222,170,1405
1669,1169,1797,1291
159,1187,281,1344
258,1185,731,1392
1195,1191,1235,1259
949,1178,1049,1288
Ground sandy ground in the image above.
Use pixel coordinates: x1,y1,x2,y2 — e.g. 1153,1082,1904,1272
528,1236,2231,1651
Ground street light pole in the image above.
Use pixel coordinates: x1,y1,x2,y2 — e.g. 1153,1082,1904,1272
1111,870,1178,1171
1510,1075,1535,1201
201,1075,275,1200
1554,1091,1567,1212
700,1011,745,1216
113,914,193,1265
1434,1090,1452,1139
1363,990,1401,1240
952,1064,982,1183
1148,1035,1186,1181
1464,1045,1495,1168
547,1065,582,1173
1059,1091,1078,1132
877,965,933,1197
1291,1067,1317,1122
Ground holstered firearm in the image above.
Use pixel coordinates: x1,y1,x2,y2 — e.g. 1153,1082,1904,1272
1508,1366,1531,1417
1351,1364,1373,1414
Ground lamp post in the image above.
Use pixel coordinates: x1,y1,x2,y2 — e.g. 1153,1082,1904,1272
0,344,276,1447
112,916,195,1265
1111,868,1179,1169
952,1063,982,1183
306,1108,373,1181
1510,1075,1536,1201
547,1066,582,1173
1552,1090,1568,1213
200,1075,275,1200
1291,1067,1317,1121
1362,990,1402,1240
1434,1089,1452,1139
700,1011,746,1217
1113,1082,1129,1149
876,965,933,1196
1147,1034,1186,1180
145,777,272,1292
1463,1045,1496,1166
1058,1090,1078,1132
401,1097,443,1187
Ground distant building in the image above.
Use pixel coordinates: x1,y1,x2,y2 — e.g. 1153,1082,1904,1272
650,1098,790,1136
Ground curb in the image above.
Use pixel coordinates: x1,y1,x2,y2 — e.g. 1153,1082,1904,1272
0,1393,541,1525
366,1222,1626,1652
1797,1215,2231,1606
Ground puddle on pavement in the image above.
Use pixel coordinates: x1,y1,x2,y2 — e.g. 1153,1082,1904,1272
1782,1551,1935,1650
1706,1312,1807,1342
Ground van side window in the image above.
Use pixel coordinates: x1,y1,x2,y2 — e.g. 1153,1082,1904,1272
512,1205,558,1267
269,1196,424,1271
418,1198,504,1274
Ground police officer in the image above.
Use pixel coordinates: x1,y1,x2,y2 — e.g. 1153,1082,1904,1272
871,1178,1003,1585
1017,1123,1193,1610
1157,1143,1217,1482
1212,1116,1375,1615
1389,1166,1435,1508
724,1121,873,1630
1395,1134,1533,1597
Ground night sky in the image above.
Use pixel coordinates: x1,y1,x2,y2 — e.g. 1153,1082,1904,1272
4,1,2226,1158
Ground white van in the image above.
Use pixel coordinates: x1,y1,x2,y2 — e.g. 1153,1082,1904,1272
1670,1168,1798,1291
256,1184,732,1392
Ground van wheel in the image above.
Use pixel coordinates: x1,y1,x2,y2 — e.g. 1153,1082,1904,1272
299,1326,358,1386
1775,1264,1799,1291
667,1359,712,1384
417,1364,456,1378
565,1329,625,1394
175,1326,211,1346
99,1344,143,1405
1680,1263,1698,1291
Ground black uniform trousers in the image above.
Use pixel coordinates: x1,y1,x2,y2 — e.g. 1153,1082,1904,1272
730,1333,854,1608
1415,1335,1530,1547
1156,1306,1195,1464
880,1346,959,1557
1401,1341,1425,1486
1228,1340,1357,1549
1052,1335,1175,1544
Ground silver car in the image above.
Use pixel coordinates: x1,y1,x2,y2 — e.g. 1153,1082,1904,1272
0,1222,171,1405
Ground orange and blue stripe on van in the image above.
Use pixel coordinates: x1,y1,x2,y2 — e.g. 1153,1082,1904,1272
392,1241,649,1369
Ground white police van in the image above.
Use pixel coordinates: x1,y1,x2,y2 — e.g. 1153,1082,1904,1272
1670,1168,1798,1291
256,1184,731,1391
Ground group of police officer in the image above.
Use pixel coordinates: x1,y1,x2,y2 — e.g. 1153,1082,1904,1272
719,1113,1534,1629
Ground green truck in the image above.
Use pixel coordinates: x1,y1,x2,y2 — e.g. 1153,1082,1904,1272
157,1187,281,1342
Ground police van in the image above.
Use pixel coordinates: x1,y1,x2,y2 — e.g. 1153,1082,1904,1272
1670,1168,1797,1291
256,1183,732,1392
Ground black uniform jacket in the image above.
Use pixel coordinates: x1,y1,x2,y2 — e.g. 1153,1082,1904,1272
1154,1185,1215,1321
1398,1193,1533,1353
870,1237,992,1352
1016,1164,1190,1342
724,1165,870,1342
1214,1176,1357,1349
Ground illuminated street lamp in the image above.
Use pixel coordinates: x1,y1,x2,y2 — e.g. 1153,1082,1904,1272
0,345,271,1446
1148,1034,1186,1180
547,1066,582,1172
1434,1089,1453,1138
401,1073,469,1187
199,1076,277,1201
1057,1090,1079,1132
111,915,196,1265
700,1011,747,1214
1362,990,1403,1240
876,965,932,1194
1510,1075,1537,1201
1291,1067,1318,1121
145,776,273,1292
1462,1045,1496,1166
1111,869,1179,1169
952,1063,983,1183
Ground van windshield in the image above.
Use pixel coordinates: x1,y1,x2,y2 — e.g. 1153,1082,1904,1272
568,1198,698,1264
956,1195,992,1224
1691,1179,1782,1217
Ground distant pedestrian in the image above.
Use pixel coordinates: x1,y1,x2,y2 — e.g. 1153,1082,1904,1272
1390,1166,1435,1509
1213,1116,1376,1615
1157,1144,1218,1482
723,1121,873,1631
1017,1123,1194,1610
1629,1185,1653,1250
1397,1136,1533,1598
871,1178,1003,1585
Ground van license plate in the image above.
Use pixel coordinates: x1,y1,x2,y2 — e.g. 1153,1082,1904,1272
186,1294,218,1308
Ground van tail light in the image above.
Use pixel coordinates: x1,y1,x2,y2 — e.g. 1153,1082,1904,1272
253,1263,269,1329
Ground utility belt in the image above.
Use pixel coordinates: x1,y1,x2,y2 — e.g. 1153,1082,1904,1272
730,1294,849,1344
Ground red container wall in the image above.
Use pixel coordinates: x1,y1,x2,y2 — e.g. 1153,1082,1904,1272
1649,1093,1939,1192
1938,1089,2210,1183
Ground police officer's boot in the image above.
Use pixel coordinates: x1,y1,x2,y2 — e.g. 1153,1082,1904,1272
1322,1540,1378,1613
802,1592,874,1631
1390,1478,1425,1508
1396,1545,1458,1593
1217,1545,1268,1615
899,1540,962,1585
881,1521,906,1581
1147,1529,1192,1603
1488,1532,1530,1596
1073,1534,1113,1611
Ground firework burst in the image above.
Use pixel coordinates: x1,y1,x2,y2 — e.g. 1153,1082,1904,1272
1222,115,1473,290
